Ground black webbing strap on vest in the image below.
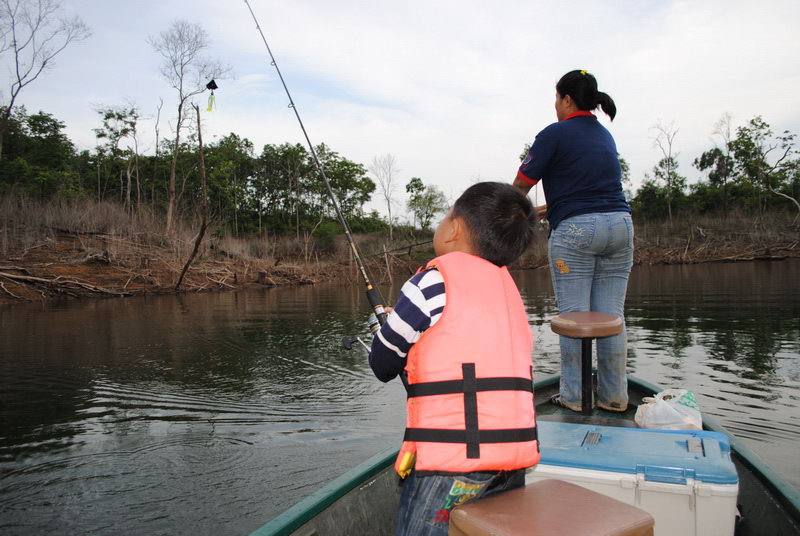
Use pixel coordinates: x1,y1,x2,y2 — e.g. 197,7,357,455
463,363,480,458
403,363,537,459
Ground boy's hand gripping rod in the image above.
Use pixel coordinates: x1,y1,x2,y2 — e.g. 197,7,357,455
244,1,388,333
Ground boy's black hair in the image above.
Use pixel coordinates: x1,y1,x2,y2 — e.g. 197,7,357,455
451,182,536,267
556,69,617,121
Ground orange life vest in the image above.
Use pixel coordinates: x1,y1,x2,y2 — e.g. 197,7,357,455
394,251,539,476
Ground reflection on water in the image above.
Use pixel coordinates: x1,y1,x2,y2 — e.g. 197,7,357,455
1,286,406,535
1,259,798,534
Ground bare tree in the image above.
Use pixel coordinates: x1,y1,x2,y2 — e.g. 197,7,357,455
651,121,685,225
370,153,399,240
152,97,163,204
710,113,734,213
175,104,209,291
0,0,90,159
127,102,141,208
712,113,734,150
149,20,228,233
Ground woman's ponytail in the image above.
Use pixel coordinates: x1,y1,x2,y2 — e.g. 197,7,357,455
556,70,617,121
597,91,617,121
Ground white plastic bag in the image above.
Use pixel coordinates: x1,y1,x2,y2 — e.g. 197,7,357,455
634,389,702,430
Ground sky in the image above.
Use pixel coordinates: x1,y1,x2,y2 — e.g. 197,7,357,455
6,0,800,218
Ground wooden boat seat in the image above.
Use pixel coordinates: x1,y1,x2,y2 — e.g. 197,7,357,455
551,312,623,415
551,311,623,339
449,479,654,536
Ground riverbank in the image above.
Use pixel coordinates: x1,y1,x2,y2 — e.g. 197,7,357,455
1,220,797,307
0,230,384,305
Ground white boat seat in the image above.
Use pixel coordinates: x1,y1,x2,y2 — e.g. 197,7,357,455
448,478,654,536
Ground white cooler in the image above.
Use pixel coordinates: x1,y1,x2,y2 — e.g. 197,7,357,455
527,421,739,536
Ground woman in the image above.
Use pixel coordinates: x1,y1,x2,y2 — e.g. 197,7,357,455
513,69,634,413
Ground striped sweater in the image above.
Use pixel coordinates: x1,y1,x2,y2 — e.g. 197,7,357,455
368,268,445,382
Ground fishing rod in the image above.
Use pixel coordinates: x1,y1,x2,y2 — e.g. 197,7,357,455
244,0,388,333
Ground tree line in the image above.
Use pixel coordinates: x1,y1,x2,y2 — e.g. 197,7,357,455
628,115,799,224
3,103,799,236
1,0,798,255
1,105,389,235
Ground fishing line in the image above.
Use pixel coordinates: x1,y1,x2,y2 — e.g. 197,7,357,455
361,239,433,260
243,0,387,327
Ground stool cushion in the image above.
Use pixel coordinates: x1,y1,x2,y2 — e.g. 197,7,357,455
551,312,623,339
449,478,654,536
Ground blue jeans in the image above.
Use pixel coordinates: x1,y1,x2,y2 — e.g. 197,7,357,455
548,212,634,410
395,469,526,536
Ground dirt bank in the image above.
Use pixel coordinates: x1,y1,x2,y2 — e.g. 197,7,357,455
0,231,412,307
1,228,797,307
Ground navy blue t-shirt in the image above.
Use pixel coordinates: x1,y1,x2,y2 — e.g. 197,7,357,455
517,112,629,231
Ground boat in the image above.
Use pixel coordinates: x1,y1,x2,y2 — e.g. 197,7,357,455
249,374,800,536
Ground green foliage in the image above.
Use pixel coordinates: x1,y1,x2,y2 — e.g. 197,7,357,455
686,180,761,214
406,177,424,197
204,133,255,234
313,220,342,248
244,141,375,236
694,147,734,188
519,143,531,162
314,143,375,216
0,107,78,197
406,177,448,230
619,156,633,200
93,106,137,155
652,156,687,197
632,115,800,221
348,210,388,233
630,178,669,220
728,116,798,210
5,100,798,245
619,156,630,186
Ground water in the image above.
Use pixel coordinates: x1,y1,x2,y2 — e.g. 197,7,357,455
1,260,798,535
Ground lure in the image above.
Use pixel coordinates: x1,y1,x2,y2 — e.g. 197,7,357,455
206,79,218,111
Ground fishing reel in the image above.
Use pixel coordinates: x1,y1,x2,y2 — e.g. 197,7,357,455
341,335,370,351
341,313,380,351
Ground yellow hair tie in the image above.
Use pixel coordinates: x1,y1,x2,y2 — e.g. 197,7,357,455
580,69,589,75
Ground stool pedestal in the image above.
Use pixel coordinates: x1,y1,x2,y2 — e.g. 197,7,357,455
551,312,623,415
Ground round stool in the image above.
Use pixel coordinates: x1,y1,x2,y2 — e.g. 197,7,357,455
551,312,623,415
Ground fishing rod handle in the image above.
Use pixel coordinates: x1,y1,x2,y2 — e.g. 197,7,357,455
366,287,389,326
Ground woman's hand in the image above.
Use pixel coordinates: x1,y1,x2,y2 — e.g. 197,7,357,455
536,204,547,220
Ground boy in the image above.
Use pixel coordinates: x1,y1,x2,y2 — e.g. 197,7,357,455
369,182,540,536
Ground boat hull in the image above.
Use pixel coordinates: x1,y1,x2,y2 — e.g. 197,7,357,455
250,375,800,536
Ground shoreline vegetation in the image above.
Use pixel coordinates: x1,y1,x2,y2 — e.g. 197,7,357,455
2,4,799,308
1,196,797,307
3,101,799,309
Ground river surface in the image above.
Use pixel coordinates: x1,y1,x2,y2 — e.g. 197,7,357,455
1,259,799,535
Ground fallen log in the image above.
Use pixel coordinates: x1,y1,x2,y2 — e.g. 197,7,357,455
0,271,131,297
0,281,28,300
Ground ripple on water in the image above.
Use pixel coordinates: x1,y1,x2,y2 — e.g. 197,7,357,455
1,261,798,533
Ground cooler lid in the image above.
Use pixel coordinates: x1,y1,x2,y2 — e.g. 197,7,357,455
537,421,739,485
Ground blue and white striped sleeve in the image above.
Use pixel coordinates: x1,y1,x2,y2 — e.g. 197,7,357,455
368,268,446,382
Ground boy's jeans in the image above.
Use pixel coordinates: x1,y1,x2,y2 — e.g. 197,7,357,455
395,468,525,536
548,212,634,409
